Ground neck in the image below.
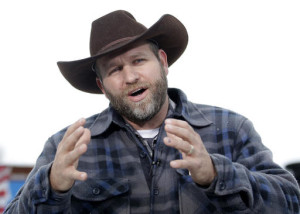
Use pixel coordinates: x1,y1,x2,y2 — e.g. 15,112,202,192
125,96,169,130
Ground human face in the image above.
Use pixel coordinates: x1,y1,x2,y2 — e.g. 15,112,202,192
96,43,169,125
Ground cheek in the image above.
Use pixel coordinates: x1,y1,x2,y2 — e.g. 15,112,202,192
143,64,163,80
103,78,123,94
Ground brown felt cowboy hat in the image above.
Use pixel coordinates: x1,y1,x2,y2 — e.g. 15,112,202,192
57,10,188,94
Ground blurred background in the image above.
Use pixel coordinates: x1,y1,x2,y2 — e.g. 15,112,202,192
0,0,299,211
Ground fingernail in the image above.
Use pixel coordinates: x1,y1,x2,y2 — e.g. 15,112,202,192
165,124,171,130
165,119,171,124
80,173,87,180
170,161,177,168
80,144,86,152
165,137,171,144
78,118,85,124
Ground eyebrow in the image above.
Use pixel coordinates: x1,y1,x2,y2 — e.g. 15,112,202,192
104,51,150,67
128,51,149,59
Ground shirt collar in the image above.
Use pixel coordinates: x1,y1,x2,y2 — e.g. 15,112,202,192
88,107,114,137
167,88,212,127
89,88,212,137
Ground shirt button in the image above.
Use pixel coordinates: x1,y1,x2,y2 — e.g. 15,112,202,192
139,152,146,158
42,189,46,197
219,181,226,190
92,188,101,195
154,188,159,195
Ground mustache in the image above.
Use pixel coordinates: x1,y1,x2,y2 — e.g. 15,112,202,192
123,82,151,95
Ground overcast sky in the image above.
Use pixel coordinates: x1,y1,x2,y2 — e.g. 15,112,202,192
0,0,299,167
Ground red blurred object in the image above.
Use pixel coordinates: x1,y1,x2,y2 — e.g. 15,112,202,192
0,166,11,214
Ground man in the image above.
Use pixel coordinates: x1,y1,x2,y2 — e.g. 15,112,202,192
5,10,300,213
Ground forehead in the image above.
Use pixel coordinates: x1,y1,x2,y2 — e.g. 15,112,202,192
96,42,152,67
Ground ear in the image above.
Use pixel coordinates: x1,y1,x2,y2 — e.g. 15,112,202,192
158,49,169,75
96,77,106,95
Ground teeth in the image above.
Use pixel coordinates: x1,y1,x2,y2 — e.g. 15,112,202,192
132,89,142,94
131,88,145,96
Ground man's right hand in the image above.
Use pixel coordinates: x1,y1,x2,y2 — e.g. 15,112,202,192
50,118,91,192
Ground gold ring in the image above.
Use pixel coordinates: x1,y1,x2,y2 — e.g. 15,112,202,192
187,145,194,155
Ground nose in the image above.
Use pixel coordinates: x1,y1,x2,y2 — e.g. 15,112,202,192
123,65,139,84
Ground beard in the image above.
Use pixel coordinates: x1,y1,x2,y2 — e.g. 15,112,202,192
103,66,168,124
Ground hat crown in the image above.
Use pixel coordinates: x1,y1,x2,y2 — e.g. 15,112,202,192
90,10,147,56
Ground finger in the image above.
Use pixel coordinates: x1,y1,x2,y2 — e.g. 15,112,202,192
165,126,192,143
74,128,91,149
65,129,90,165
61,126,86,152
65,143,88,166
66,168,88,181
163,136,192,154
165,132,188,152
165,118,192,130
169,159,191,169
165,124,193,144
165,123,192,141
63,118,86,141
165,131,182,143
165,120,197,145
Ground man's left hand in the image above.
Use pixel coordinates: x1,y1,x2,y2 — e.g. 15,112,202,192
163,118,217,186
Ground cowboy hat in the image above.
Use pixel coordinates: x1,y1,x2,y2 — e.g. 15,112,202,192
57,10,188,94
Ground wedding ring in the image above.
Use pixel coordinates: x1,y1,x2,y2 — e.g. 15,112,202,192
187,145,194,155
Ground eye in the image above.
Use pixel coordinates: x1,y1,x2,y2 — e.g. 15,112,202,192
108,66,122,75
133,58,145,64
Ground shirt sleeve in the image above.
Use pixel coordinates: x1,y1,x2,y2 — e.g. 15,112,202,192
4,136,72,214
207,118,300,213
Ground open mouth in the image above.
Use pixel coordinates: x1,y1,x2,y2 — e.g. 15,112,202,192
128,87,148,102
129,88,147,97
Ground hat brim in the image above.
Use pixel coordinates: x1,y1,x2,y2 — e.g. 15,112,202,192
57,14,188,94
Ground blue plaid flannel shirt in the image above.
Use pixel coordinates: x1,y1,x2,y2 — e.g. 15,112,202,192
5,88,300,213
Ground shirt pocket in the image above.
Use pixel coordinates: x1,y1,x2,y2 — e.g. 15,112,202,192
72,177,129,214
